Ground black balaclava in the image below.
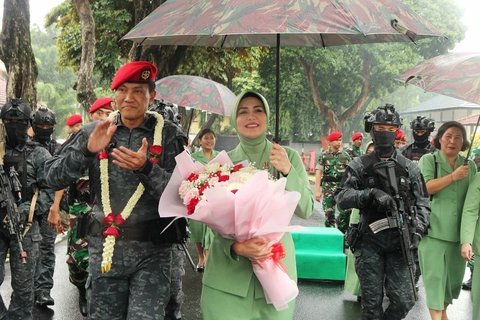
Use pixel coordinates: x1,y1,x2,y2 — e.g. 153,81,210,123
33,126,54,143
413,131,430,149
371,129,396,158
1,99,32,149
4,122,29,149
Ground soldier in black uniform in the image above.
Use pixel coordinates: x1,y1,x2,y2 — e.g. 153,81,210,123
30,106,62,307
400,116,435,291
0,99,54,320
401,116,435,162
336,104,430,320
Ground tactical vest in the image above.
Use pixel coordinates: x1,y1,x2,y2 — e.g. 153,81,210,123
3,144,36,204
359,153,415,226
402,143,434,162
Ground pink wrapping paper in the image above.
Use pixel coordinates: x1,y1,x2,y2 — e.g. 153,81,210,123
158,150,302,310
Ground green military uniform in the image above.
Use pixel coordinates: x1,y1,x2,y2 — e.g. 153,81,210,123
316,148,351,233
201,91,314,320
346,145,363,159
418,151,476,310
190,150,217,251
461,172,480,319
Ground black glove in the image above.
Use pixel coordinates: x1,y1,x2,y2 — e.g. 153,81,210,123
370,188,396,212
410,232,422,250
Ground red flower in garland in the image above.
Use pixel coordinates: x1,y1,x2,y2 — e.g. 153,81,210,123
102,213,126,238
98,150,108,160
149,145,163,165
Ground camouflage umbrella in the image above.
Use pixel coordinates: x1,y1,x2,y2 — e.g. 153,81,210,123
399,52,480,158
398,52,480,105
155,75,236,116
123,0,442,140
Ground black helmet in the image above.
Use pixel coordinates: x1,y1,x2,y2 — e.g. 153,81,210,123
364,103,402,133
32,106,56,126
0,98,32,122
410,116,434,133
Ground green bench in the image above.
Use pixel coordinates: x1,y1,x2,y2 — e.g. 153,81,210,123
292,227,346,280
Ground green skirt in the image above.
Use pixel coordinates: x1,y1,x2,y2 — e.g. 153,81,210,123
189,220,214,249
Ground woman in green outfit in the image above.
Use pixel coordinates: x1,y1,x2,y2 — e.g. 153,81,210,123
460,172,480,320
191,128,218,271
200,91,314,320
418,121,476,320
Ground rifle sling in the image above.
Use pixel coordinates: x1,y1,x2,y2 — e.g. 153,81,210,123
22,188,39,237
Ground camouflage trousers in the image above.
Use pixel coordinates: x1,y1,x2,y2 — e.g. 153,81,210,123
165,244,185,320
0,224,40,320
34,213,57,296
354,229,415,320
87,236,173,320
322,191,351,233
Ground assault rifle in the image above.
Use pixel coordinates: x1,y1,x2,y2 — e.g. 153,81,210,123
373,160,417,301
0,165,27,263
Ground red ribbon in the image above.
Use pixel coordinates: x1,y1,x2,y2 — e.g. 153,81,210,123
271,242,286,264
103,226,120,238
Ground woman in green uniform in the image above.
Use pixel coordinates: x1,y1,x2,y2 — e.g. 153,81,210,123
200,91,314,320
191,128,218,271
418,121,476,320
460,172,480,320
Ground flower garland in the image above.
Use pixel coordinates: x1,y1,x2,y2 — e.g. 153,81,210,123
99,111,164,273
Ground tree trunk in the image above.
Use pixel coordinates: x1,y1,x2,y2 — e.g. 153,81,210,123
73,0,96,112
0,0,38,107
300,54,372,133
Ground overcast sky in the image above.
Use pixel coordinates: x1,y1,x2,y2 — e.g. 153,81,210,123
0,0,478,52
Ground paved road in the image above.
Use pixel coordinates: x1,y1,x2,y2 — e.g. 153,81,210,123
0,200,473,319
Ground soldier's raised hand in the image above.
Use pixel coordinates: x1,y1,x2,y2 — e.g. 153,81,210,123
111,137,148,171
87,119,117,153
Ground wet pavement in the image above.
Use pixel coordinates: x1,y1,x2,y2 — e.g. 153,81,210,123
0,200,473,319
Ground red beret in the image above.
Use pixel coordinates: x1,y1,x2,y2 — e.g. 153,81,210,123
327,131,342,142
66,113,83,126
351,132,363,141
395,128,405,140
89,97,114,114
110,61,157,90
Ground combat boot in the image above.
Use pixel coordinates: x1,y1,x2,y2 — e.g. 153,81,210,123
35,291,54,306
78,287,88,316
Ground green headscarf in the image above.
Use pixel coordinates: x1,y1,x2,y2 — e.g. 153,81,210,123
228,90,272,169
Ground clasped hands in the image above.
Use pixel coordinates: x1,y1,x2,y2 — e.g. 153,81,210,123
232,237,274,265
87,119,148,171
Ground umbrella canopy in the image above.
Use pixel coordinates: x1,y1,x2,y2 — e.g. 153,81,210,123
398,52,480,105
155,75,235,116
123,0,440,47
123,0,442,139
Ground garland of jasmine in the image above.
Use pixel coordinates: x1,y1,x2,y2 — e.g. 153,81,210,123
99,111,164,273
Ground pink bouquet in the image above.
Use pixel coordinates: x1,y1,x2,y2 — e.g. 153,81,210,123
159,150,301,310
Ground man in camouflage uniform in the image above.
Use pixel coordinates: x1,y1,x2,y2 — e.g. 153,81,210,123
44,61,187,319
346,131,364,159
401,116,435,163
336,104,430,320
315,131,352,233
30,106,63,308
0,99,54,320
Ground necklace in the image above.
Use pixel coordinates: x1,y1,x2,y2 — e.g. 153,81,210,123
99,110,164,273
240,141,270,170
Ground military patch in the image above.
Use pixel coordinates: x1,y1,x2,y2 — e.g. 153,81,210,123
141,69,151,80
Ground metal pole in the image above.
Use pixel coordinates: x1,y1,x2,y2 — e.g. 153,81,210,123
464,113,480,164
275,34,280,143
